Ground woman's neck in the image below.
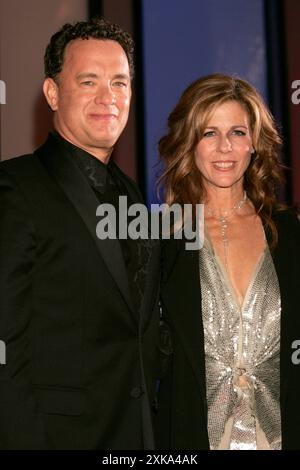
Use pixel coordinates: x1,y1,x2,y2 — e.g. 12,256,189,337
204,185,246,217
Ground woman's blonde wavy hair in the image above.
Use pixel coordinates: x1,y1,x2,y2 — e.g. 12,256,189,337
158,73,285,246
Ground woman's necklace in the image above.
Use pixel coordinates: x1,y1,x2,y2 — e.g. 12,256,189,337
206,192,247,272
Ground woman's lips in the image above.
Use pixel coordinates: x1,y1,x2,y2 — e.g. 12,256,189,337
212,161,236,171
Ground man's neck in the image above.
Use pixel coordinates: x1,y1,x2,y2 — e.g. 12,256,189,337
53,129,112,164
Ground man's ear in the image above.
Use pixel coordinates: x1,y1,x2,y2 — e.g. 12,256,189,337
43,78,59,111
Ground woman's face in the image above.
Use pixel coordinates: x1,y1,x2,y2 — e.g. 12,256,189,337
194,100,254,191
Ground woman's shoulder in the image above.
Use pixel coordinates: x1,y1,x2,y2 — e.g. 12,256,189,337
272,206,300,228
272,206,300,248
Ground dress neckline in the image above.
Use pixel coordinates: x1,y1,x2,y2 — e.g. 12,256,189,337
203,228,267,311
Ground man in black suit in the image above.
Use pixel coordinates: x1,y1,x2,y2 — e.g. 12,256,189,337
0,17,160,450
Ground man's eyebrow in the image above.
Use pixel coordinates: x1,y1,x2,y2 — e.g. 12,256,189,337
75,73,130,80
112,74,130,80
76,73,99,80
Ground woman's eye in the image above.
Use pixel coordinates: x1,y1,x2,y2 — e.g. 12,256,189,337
232,130,246,136
203,131,215,137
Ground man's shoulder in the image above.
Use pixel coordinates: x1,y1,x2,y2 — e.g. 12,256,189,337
2,135,53,170
0,141,59,202
1,150,50,189
0,135,59,183
0,153,36,171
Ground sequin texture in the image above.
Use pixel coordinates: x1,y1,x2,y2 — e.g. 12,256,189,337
199,239,282,450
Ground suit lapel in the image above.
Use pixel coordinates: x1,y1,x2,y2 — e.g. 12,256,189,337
269,221,295,411
109,160,161,329
139,240,161,332
36,135,134,314
162,240,207,415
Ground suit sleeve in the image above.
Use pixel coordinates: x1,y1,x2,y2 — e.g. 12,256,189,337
0,168,46,449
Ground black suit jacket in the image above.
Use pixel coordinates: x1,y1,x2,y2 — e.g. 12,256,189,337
0,134,161,450
156,209,300,450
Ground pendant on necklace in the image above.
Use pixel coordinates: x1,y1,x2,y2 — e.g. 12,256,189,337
206,192,247,272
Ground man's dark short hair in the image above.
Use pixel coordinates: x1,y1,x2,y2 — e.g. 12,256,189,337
44,17,134,80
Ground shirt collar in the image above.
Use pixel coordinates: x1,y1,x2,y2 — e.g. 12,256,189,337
51,131,108,194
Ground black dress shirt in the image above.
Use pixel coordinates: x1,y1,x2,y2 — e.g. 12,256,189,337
51,131,151,315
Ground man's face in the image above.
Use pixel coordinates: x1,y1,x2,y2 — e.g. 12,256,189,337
44,38,131,162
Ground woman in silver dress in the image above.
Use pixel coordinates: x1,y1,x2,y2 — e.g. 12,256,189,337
156,74,300,450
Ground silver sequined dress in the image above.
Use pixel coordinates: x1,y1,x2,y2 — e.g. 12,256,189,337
199,237,282,450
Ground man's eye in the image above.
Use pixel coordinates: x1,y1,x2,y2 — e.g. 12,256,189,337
81,81,94,86
113,81,127,88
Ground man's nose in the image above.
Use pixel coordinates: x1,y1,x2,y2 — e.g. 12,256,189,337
217,135,232,153
94,85,116,105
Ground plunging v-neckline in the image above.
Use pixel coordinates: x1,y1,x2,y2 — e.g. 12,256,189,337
204,231,267,310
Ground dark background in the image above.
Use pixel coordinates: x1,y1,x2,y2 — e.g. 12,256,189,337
0,0,299,205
